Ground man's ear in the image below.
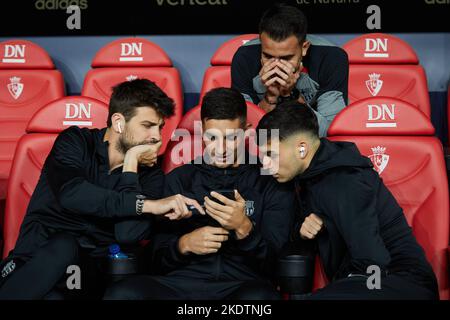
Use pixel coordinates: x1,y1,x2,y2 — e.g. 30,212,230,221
245,123,252,130
111,113,124,133
301,40,311,57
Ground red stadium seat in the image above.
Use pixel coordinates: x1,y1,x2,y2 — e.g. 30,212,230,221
343,33,430,118
326,97,449,299
162,135,203,174
81,38,183,154
2,96,108,258
0,39,65,200
162,101,265,174
199,34,258,101
312,256,328,292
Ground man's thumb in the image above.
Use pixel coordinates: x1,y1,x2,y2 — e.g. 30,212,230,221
234,189,244,201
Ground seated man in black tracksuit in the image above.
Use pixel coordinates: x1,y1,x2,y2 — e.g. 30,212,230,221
256,102,438,300
104,88,296,300
0,79,201,300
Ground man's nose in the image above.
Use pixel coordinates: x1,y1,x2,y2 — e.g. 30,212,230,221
215,141,226,154
151,128,162,142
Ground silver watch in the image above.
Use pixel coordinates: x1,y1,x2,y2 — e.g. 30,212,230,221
136,195,146,215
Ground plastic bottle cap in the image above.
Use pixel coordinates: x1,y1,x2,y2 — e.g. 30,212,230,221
109,244,121,255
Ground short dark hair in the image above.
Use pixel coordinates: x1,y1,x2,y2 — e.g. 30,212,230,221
259,3,308,43
107,78,175,127
256,101,319,143
201,87,247,125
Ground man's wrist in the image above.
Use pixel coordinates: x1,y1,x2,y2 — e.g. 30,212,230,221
263,92,278,105
235,217,253,240
142,199,155,214
178,235,190,255
123,152,139,172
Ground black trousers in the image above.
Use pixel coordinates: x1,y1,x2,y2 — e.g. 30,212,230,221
307,274,438,300
104,275,281,300
0,233,105,300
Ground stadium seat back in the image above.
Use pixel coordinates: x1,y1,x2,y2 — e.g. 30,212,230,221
200,34,258,100
344,33,430,118
81,38,182,154
327,97,449,299
2,96,108,258
0,39,64,199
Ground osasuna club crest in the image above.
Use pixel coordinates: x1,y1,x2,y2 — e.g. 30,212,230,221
245,200,255,217
369,146,389,175
7,76,24,100
366,73,383,97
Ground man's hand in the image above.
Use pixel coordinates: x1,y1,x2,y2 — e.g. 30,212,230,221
259,58,302,112
204,190,253,239
275,59,300,97
137,146,160,167
299,213,324,240
178,226,229,255
143,194,205,220
123,142,161,172
259,58,281,112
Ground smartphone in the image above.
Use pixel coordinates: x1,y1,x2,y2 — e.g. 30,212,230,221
213,189,236,205
187,190,236,216
187,204,205,216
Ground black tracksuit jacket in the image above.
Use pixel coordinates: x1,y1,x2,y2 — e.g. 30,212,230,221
294,138,437,292
151,161,296,282
8,126,162,260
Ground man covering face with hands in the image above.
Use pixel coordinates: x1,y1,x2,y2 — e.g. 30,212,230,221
232,3,349,137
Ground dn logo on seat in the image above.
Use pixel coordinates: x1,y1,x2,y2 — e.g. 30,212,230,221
364,38,389,58
366,104,396,128
64,103,92,126
120,42,143,62
2,44,26,64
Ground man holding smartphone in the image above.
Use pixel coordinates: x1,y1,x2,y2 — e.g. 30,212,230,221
104,88,296,300
231,3,349,137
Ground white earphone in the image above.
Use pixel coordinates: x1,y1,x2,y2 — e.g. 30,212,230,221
117,122,123,134
299,146,306,157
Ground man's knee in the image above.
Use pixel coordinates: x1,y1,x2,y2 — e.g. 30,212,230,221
44,233,79,266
